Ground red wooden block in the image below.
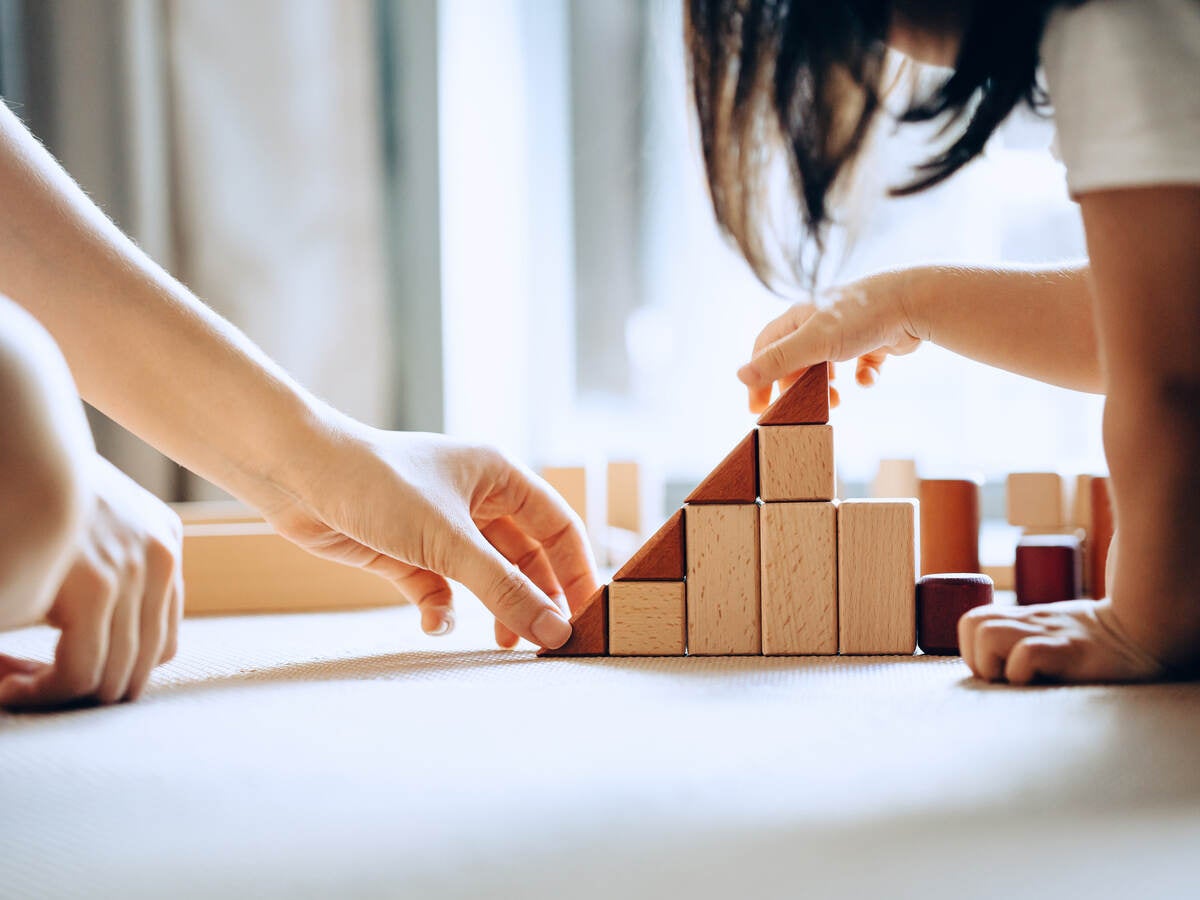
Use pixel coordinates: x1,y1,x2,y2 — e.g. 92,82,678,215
685,431,758,504
757,363,831,426
537,585,608,657
918,478,982,576
1015,535,1083,605
917,573,994,655
1090,476,1114,599
613,509,685,581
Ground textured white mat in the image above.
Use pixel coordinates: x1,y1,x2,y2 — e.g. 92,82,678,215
1,601,1198,899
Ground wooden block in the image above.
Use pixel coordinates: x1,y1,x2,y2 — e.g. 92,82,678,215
613,509,685,581
685,503,761,655
608,582,686,655
760,502,837,655
1071,474,1094,529
538,585,608,657
1006,472,1065,529
685,431,758,505
607,461,641,534
758,362,830,425
917,573,993,655
172,500,263,525
837,499,918,655
541,465,588,525
757,425,835,502
871,459,919,499
981,563,1015,591
918,478,981,575
1089,476,1114,599
182,522,403,616
1015,534,1082,605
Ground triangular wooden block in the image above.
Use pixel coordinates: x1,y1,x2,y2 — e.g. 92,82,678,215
685,430,758,504
613,509,685,581
758,363,830,425
537,585,608,656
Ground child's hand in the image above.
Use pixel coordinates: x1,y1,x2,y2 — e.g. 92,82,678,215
0,456,183,709
957,597,1164,685
738,270,924,413
257,427,599,651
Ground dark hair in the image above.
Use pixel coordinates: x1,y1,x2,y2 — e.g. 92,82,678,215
685,0,1078,287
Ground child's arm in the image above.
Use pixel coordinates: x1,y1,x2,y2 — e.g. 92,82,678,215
0,104,594,651
737,263,1100,411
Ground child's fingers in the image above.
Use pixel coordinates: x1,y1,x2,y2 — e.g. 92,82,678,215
0,654,46,678
495,620,520,650
856,350,888,387
481,516,568,648
1005,635,1077,685
0,593,111,709
363,553,456,635
969,618,1047,682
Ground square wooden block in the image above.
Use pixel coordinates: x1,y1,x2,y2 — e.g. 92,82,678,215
1006,473,1065,529
837,499,918,655
760,502,837,655
685,504,761,655
758,425,835,502
609,581,686,656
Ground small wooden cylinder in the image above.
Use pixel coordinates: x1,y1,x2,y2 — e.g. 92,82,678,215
1015,535,1083,605
917,573,994,656
918,479,981,576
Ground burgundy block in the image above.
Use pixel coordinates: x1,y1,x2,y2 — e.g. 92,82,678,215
917,573,994,656
1015,535,1083,605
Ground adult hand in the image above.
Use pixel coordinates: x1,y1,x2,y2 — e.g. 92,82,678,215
258,426,599,650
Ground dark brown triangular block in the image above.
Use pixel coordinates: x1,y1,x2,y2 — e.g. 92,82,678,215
685,431,758,504
757,362,830,425
613,509,685,581
537,585,608,656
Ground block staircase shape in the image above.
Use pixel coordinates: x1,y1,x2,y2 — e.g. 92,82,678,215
540,362,922,659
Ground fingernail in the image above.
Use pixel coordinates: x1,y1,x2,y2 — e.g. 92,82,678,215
532,609,572,648
428,612,455,636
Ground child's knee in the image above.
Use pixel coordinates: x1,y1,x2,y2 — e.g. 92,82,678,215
0,296,89,622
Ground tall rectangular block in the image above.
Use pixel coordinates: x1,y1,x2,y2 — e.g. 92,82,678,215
838,499,918,655
760,502,837,655
685,504,761,655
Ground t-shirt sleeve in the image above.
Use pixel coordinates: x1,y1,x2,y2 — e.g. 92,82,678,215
1041,0,1200,196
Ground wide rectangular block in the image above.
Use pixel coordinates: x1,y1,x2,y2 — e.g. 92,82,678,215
757,425,835,502
609,582,686,655
760,502,837,655
1006,472,1065,529
685,504,761,655
837,499,918,655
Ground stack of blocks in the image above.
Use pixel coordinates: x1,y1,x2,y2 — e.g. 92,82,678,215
540,365,923,659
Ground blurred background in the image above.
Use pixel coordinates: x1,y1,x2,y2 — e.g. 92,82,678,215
0,0,1103,518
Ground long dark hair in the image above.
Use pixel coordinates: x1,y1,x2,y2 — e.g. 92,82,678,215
686,0,1077,287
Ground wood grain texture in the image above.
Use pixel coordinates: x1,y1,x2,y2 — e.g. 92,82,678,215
918,478,981,575
606,461,641,533
871,459,918,499
608,581,686,655
758,362,830,425
1006,473,1065,529
685,503,761,655
538,585,609,657
1015,535,1082,605
613,509,685,581
541,466,588,524
916,573,993,655
182,523,402,616
1090,476,1114,599
837,499,918,655
757,425,835,502
760,502,837,655
685,431,758,505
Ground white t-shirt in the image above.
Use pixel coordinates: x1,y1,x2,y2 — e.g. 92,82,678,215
1041,0,1200,196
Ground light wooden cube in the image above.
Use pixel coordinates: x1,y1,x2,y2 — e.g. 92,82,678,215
608,581,686,656
757,425,835,502
760,502,837,655
685,504,761,655
1006,472,1065,529
837,499,918,655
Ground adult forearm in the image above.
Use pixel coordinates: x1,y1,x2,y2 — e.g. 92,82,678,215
908,264,1102,392
0,104,332,506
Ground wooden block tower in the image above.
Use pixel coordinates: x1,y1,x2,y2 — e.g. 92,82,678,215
540,363,920,659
